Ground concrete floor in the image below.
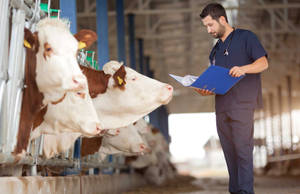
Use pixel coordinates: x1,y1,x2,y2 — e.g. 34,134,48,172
188,176,300,194
125,175,300,194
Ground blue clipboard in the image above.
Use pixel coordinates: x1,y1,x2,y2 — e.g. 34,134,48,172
169,65,245,95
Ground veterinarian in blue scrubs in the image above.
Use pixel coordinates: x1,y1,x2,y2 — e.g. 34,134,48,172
195,3,268,194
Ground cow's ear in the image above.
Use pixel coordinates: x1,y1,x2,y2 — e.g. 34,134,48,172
74,29,97,49
113,65,126,88
24,28,39,52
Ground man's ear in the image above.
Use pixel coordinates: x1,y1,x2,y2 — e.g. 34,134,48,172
24,28,39,52
74,29,97,49
219,16,227,25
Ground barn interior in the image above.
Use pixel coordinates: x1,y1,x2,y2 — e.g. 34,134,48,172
0,0,300,193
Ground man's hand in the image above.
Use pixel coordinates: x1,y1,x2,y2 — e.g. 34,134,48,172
194,88,214,96
229,66,246,77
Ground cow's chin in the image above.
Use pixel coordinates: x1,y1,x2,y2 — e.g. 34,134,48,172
162,94,173,105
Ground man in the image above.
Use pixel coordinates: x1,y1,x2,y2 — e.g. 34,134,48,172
196,3,268,194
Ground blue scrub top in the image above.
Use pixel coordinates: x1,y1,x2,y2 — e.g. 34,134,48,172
209,29,267,113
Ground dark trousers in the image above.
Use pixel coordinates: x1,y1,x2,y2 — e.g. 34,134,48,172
216,109,254,194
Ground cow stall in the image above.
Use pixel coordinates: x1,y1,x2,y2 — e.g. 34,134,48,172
0,1,175,193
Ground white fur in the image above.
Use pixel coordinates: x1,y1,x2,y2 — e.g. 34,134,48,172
32,88,101,139
42,132,81,159
35,18,87,104
99,122,149,158
94,61,173,129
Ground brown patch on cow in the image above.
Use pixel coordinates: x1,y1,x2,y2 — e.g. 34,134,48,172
32,106,48,129
51,93,67,105
74,29,97,48
113,65,126,90
14,46,44,154
43,42,53,59
80,65,111,98
125,156,138,165
24,28,39,53
81,137,103,157
151,127,160,134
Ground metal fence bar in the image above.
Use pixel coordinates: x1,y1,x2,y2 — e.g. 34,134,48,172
268,153,300,162
0,0,10,151
0,153,128,169
2,8,26,153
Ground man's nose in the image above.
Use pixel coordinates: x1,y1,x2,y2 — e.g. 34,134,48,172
207,27,212,33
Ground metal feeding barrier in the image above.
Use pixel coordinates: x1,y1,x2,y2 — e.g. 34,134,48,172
78,49,101,70
0,0,126,176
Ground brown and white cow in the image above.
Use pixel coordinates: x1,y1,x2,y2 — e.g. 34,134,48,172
97,122,150,160
40,59,173,158
15,18,100,155
94,61,173,129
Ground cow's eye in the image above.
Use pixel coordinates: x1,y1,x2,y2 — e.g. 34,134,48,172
46,47,52,52
132,77,137,81
76,92,86,99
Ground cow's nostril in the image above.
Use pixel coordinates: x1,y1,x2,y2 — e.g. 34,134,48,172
73,78,78,84
140,144,145,150
166,85,173,91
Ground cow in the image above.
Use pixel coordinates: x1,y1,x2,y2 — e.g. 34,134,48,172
27,18,94,104
79,120,148,160
43,62,174,158
15,18,100,155
97,121,150,159
93,61,173,129
127,126,176,185
30,87,102,140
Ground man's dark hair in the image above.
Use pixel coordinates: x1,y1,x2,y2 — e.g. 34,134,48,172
200,3,228,22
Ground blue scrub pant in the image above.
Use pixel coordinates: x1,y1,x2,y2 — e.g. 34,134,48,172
216,109,254,194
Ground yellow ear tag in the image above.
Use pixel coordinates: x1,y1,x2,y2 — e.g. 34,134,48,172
117,76,123,85
78,41,87,49
24,40,32,48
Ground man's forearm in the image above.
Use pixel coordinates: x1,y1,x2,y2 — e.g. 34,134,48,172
241,56,268,74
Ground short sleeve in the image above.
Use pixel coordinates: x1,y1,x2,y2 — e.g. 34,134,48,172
245,31,267,61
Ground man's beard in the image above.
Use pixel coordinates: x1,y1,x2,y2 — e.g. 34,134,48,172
212,24,226,39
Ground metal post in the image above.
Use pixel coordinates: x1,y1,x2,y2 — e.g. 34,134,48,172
0,0,10,150
60,0,77,34
116,0,126,65
138,38,144,74
263,98,269,156
145,56,151,76
128,14,136,70
287,76,293,151
269,93,276,156
96,0,110,69
277,85,283,154
3,8,26,153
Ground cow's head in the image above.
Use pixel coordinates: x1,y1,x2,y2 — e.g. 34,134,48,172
24,18,97,104
100,123,149,156
93,61,173,129
39,88,103,137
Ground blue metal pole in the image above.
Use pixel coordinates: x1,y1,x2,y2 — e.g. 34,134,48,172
60,0,77,34
96,0,110,69
116,0,126,65
149,109,160,130
60,0,81,162
128,14,136,70
161,106,170,143
138,38,144,74
145,56,150,76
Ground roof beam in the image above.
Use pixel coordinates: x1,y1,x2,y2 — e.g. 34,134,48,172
77,3,300,18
